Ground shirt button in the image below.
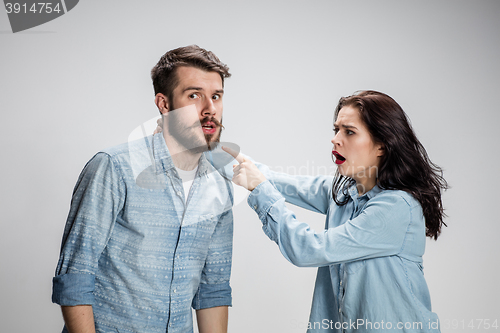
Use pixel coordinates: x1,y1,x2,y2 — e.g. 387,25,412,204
177,191,182,196
173,289,177,293
340,280,343,286
253,205,257,210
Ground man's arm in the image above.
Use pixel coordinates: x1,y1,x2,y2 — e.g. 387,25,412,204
61,305,96,333
196,306,228,333
52,153,125,331
191,208,233,331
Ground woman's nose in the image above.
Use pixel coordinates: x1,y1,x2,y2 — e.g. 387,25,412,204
331,133,341,146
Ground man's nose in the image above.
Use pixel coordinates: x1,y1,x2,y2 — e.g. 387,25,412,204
201,98,216,116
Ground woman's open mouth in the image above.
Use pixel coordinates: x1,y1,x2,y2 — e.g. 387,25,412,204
332,151,346,165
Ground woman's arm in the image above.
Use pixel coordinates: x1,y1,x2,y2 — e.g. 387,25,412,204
220,147,333,214
249,181,413,267
254,161,333,215
222,147,414,267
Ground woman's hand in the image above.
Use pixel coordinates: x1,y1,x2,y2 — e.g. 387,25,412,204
153,118,163,134
222,146,267,191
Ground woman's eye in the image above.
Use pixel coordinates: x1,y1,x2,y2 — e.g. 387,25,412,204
346,130,354,135
333,128,339,134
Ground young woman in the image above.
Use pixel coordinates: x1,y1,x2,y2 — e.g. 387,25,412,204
223,90,447,333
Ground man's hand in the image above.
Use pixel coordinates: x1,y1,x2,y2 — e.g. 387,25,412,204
222,146,266,191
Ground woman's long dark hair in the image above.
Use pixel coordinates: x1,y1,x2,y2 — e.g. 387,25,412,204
332,91,448,240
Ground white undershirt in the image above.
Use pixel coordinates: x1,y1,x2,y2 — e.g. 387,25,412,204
175,166,198,203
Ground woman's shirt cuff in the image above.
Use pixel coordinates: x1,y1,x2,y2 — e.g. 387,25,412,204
247,180,284,242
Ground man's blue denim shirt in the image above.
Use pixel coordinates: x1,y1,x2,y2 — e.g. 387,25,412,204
248,165,440,333
52,133,233,333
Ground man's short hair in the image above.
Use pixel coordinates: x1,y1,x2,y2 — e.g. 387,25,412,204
151,45,231,105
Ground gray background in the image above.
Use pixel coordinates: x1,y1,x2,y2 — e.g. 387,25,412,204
1,0,499,332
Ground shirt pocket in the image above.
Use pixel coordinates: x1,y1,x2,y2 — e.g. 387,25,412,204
189,213,219,258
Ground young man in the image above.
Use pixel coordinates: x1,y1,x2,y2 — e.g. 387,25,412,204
52,45,233,333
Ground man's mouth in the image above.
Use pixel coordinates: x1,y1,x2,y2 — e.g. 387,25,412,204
332,151,346,165
201,121,217,134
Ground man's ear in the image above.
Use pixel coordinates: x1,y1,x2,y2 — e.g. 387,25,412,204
155,93,169,115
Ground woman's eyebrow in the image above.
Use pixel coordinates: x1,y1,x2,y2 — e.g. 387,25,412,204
334,123,358,130
342,124,358,130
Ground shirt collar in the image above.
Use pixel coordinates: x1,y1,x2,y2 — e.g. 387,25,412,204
152,133,209,177
347,183,383,200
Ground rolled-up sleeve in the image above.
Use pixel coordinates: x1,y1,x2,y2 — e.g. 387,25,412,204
52,273,96,305
192,209,233,310
52,152,125,306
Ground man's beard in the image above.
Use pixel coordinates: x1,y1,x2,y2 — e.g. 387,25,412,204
167,109,223,154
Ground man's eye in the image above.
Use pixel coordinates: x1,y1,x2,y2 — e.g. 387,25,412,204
212,94,220,100
189,93,199,99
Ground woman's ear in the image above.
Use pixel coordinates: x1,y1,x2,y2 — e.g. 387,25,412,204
377,143,385,157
